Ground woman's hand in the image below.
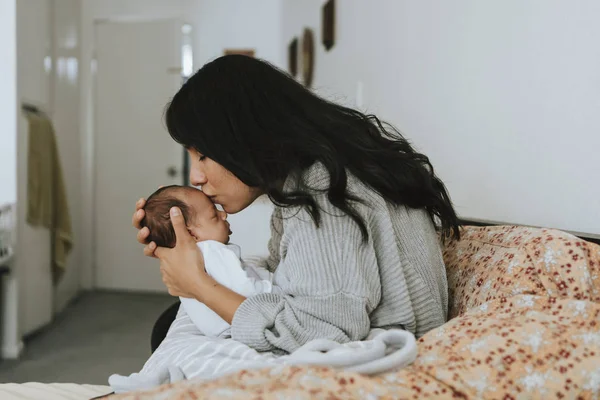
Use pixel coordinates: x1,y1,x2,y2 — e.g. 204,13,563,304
155,207,209,299
132,197,158,257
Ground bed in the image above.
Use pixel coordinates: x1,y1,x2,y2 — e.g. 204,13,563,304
2,225,599,399
0,382,111,400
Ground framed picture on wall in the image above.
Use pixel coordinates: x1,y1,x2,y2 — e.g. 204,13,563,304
322,0,335,51
223,49,255,57
288,37,298,77
302,28,315,87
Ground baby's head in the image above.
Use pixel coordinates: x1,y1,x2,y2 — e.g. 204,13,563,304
142,185,231,248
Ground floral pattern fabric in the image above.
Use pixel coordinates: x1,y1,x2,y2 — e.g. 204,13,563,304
110,226,600,400
443,226,600,319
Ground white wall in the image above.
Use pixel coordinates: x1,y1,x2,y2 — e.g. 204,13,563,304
0,0,17,205
282,0,600,236
0,0,20,360
80,0,282,288
16,0,54,336
52,0,84,314
184,0,284,68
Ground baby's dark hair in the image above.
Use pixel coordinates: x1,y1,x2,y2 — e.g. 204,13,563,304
142,185,194,248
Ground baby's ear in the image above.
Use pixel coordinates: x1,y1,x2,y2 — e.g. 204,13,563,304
187,226,198,241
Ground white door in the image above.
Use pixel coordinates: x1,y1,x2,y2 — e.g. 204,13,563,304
94,19,183,292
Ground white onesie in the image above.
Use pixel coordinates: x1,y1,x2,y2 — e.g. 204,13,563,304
179,241,273,338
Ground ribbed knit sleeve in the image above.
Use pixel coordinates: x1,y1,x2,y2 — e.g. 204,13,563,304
230,194,380,353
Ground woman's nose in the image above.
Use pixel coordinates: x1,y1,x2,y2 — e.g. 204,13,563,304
218,210,227,220
189,168,207,187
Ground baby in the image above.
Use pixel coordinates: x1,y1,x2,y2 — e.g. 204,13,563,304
142,185,273,338
143,185,232,248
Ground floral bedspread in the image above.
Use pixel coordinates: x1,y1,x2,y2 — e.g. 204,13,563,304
111,226,600,400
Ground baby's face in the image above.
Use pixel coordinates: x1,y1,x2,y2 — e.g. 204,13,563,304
183,188,232,244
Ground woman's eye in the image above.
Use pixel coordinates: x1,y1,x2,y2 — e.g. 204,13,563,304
199,155,206,161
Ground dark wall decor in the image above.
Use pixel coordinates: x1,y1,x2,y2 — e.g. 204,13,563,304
302,28,315,87
322,0,335,51
288,37,298,77
223,49,255,57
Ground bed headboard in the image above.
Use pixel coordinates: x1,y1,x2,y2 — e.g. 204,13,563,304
460,218,600,246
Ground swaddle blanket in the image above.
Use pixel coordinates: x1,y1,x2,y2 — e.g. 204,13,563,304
109,305,417,393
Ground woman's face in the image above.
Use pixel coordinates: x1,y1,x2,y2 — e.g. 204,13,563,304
187,149,263,214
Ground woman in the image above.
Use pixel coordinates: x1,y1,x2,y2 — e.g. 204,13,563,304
133,55,460,354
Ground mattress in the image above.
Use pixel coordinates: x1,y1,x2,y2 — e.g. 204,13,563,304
0,382,112,400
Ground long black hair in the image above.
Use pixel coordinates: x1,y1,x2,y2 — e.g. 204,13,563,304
166,55,460,241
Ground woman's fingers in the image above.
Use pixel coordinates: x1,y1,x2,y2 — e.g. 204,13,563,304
132,208,145,229
137,226,150,244
144,241,157,258
169,207,194,246
136,197,146,209
132,197,145,228
133,197,157,258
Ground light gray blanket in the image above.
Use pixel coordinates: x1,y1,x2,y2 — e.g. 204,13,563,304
109,305,417,394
